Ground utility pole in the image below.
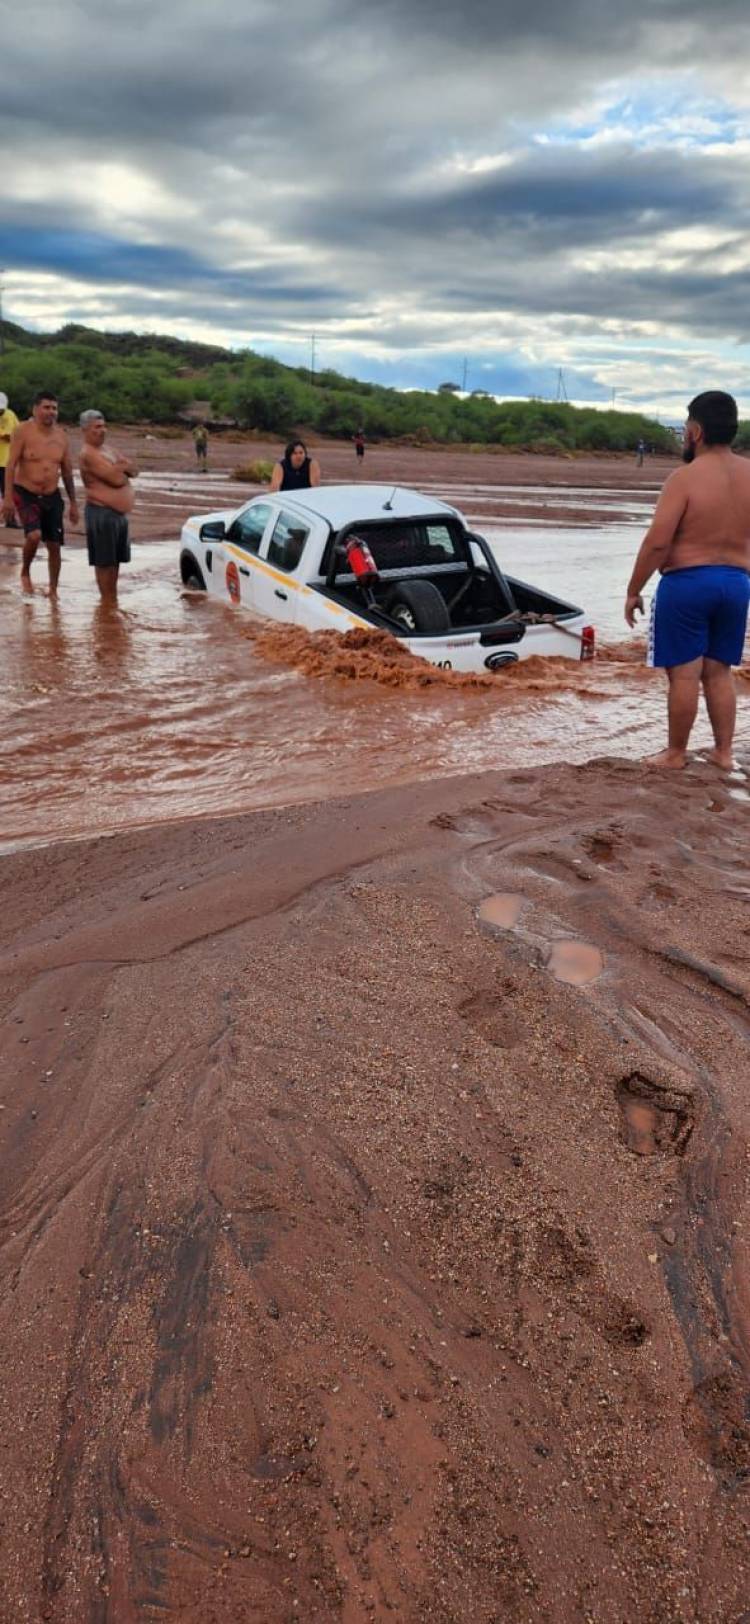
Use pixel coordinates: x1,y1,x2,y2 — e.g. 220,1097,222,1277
310,331,317,385
610,388,616,409
555,368,568,404
461,356,468,393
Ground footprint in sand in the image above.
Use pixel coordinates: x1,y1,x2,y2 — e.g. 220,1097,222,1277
546,940,603,985
476,896,603,985
616,1073,694,1157
477,893,524,929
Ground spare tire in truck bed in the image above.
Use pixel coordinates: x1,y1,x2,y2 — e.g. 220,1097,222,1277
385,579,451,634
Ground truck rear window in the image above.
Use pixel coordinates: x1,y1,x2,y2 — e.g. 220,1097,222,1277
335,520,463,572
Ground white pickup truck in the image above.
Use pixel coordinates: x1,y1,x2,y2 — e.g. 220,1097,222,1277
179,483,594,672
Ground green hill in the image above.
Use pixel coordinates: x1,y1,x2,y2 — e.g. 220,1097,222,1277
0,319,679,453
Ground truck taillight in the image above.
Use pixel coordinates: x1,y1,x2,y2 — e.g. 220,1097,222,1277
580,625,595,661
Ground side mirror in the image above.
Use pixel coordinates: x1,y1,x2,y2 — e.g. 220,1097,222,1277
199,519,226,542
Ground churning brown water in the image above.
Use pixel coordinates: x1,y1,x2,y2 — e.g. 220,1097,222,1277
1,494,745,850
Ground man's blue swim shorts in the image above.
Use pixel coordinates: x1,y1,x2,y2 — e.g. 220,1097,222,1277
648,564,750,669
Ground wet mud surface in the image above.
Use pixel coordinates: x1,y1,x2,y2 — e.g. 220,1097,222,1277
2,757,750,1621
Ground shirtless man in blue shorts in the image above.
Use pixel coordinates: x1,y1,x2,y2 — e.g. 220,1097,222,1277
625,390,750,769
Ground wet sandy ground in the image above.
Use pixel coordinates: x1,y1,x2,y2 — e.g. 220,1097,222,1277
1,757,749,1621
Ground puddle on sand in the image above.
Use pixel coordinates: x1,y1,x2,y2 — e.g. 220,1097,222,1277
616,1073,694,1156
547,940,603,985
620,1098,662,1155
478,893,524,929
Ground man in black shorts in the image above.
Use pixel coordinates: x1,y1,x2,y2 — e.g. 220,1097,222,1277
2,389,79,592
79,410,137,605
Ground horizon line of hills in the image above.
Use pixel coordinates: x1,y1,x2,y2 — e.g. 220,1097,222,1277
0,319,698,453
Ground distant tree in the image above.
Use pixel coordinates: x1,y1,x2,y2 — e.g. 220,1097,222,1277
0,320,677,451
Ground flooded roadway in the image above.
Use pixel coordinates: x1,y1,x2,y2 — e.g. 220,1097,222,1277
1,480,746,850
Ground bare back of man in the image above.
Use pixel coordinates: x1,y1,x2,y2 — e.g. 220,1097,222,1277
3,392,79,593
625,390,750,770
661,453,750,573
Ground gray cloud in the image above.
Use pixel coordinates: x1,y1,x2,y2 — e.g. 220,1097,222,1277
3,0,750,407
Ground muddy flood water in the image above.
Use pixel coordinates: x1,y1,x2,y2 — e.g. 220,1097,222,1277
2,466,747,848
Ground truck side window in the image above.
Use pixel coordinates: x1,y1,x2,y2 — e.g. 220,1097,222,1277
229,502,272,554
267,511,309,572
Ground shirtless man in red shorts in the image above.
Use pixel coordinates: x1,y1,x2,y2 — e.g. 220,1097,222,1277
2,389,79,593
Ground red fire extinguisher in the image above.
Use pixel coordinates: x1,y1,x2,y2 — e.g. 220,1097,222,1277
345,534,379,585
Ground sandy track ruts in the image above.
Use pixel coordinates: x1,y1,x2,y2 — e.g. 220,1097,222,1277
0,759,749,1621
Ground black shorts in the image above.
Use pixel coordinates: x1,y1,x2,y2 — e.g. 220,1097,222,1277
355,444,365,458
85,504,131,568
14,485,64,545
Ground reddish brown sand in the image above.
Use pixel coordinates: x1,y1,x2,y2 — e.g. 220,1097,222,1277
2,756,749,1621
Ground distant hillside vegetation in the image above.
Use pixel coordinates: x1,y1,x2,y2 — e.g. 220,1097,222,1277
0,319,683,453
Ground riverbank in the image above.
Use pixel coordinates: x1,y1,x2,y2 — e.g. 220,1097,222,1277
1,756,748,1621
36,430,669,542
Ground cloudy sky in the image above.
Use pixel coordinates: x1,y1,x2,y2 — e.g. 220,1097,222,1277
3,0,750,415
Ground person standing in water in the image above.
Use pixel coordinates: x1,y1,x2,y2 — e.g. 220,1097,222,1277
269,439,321,492
0,391,20,525
79,410,137,606
193,422,209,470
625,390,750,770
2,389,79,593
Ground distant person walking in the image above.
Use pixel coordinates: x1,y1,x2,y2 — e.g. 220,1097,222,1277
270,439,321,493
193,422,209,470
353,428,366,465
625,390,750,770
2,389,79,593
0,392,20,526
79,410,137,606
636,437,645,467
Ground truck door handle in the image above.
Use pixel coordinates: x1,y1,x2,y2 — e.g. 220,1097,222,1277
275,588,288,600
239,566,250,577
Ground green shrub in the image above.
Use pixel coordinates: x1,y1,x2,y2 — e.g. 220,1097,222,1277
232,459,273,483
528,436,572,456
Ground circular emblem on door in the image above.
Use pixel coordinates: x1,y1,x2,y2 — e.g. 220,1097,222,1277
225,560,240,603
